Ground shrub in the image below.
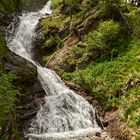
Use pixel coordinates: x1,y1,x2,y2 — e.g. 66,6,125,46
125,7,140,39
99,0,122,17
0,0,22,14
63,40,140,110
85,20,120,50
62,20,121,71
0,72,20,125
44,35,61,52
52,0,63,9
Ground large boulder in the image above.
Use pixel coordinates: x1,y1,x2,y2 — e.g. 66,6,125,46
4,50,37,85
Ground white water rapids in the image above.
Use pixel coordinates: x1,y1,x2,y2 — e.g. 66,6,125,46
6,1,107,140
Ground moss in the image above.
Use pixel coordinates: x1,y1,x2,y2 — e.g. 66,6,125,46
52,0,63,9
41,13,70,34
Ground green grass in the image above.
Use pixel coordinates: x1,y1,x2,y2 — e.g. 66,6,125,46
51,0,63,9
63,39,140,134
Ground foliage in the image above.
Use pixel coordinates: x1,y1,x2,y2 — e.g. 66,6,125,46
99,0,122,16
85,20,120,50
0,32,5,56
44,35,61,51
0,0,48,14
51,0,63,9
81,0,98,8
120,85,140,133
0,72,20,125
125,7,140,39
63,39,140,137
119,71,140,136
40,0,140,137
0,33,21,137
0,0,20,14
63,40,140,130
64,20,121,69
136,135,140,140
41,14,69,35
63,0,81,9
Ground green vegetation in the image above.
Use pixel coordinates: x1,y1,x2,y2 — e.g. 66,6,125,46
0,72,20,140
99,0,122,16
40,0,140,137
0,0,140,139
0,45,21,140
0,33,21,139
64,20,121,69
41,14,69,34
0,2,21,138
0,0,19,14
63,40,140,108
0,0,48,14
63,40,140,137
125,6,140,39
51,0,63,9
0,72,20,124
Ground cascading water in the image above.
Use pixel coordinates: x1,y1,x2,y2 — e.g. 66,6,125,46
6,1,105,140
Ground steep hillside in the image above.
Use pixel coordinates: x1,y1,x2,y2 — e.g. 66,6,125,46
0,0,140,139
34,0,140,139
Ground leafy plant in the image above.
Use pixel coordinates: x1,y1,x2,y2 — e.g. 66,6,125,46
99,0,122,17
0,72,20,125
63,40,140,110
85,20,120,50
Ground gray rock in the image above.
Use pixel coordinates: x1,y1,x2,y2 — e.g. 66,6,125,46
4,49,37,85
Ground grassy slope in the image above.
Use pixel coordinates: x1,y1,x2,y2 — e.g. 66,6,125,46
63,40,140,134
40,0,140,138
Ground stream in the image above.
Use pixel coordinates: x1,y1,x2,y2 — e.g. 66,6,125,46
6,1,108,140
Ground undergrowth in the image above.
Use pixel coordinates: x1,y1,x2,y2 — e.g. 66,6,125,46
63,39,140,134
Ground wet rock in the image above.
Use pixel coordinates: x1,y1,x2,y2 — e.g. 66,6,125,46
20,111,37,120
4,49,37,85
95,132,101,137
17,80,46,135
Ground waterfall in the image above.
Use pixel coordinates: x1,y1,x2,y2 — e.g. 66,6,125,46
6,1,103,140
